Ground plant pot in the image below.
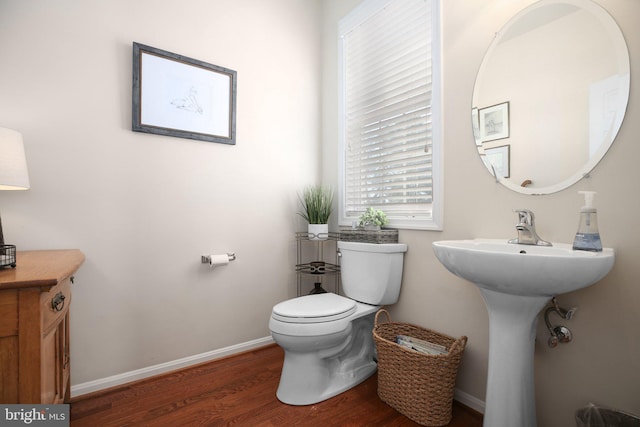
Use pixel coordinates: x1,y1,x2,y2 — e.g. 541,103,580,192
364,224,381,231
308,224,328,240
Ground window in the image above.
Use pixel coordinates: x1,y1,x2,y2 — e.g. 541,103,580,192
338,0,442,230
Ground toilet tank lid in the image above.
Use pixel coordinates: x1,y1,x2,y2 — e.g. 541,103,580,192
338,241,407,253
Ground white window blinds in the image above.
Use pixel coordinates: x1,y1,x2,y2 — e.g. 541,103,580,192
339,0,442,230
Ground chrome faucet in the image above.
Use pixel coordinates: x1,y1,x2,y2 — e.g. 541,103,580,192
508,209,552,246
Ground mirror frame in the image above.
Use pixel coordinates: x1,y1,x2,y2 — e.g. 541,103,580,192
472,0,630,195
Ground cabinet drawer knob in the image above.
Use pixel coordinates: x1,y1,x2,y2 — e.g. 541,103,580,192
51,292,66,312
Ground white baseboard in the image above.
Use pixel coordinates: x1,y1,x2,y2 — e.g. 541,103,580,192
454,388,485,414
71,336,275,398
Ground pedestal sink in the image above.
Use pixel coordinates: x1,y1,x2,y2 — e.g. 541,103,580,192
432,239,615,427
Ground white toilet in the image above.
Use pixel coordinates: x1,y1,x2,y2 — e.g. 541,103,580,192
269,240,408,405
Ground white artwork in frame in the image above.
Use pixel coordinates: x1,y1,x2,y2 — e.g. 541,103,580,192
132,42,237,145
479,102,509,142
482,145,510,178
472,107,481,146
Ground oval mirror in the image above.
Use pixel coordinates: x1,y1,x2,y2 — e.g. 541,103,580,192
472,0,630,194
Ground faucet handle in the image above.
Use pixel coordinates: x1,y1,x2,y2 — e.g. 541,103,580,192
513,208,534,225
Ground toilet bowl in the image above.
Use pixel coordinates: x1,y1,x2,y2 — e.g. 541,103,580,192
269,241,407,405
269,292,378,405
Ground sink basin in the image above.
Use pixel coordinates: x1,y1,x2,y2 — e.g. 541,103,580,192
432,239,615,296
432,239,615,427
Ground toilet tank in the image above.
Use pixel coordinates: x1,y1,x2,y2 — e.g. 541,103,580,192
337,241,408,305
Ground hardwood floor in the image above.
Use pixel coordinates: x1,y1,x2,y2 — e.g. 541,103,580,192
70,344,482,426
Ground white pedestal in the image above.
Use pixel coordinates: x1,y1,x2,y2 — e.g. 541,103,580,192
479,287,551,427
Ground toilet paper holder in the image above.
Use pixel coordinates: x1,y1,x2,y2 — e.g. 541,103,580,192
201,253,236,264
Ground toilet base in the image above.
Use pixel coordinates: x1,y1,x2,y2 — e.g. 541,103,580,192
276,358,377,406
273,311,377,405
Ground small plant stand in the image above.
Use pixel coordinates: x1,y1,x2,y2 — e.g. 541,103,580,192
295,231,341,296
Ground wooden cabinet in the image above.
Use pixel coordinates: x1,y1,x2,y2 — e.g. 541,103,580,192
0,250,84,404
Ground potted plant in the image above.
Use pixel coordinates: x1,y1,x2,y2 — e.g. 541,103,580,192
298,185,333,240
358,207,389,230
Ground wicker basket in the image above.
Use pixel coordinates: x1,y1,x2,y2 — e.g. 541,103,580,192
373,309,468,426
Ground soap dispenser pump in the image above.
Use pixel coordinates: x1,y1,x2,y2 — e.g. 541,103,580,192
572,191,603,252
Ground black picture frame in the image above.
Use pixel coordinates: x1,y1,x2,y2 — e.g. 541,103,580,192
479,101,509,143
483,144,511,178
132,42,237,145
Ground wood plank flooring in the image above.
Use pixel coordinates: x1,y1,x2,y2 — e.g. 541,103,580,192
70,344,482,426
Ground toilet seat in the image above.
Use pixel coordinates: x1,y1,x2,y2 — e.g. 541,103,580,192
272,293,356,323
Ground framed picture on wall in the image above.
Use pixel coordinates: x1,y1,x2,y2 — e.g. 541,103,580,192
479,102,509,142
482,145,510,178
132,42,237,145
472,107,481,146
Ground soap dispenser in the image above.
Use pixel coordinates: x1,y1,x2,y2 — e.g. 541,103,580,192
572,191,603,252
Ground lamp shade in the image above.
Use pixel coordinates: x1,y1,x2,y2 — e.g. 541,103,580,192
0,127,30,190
